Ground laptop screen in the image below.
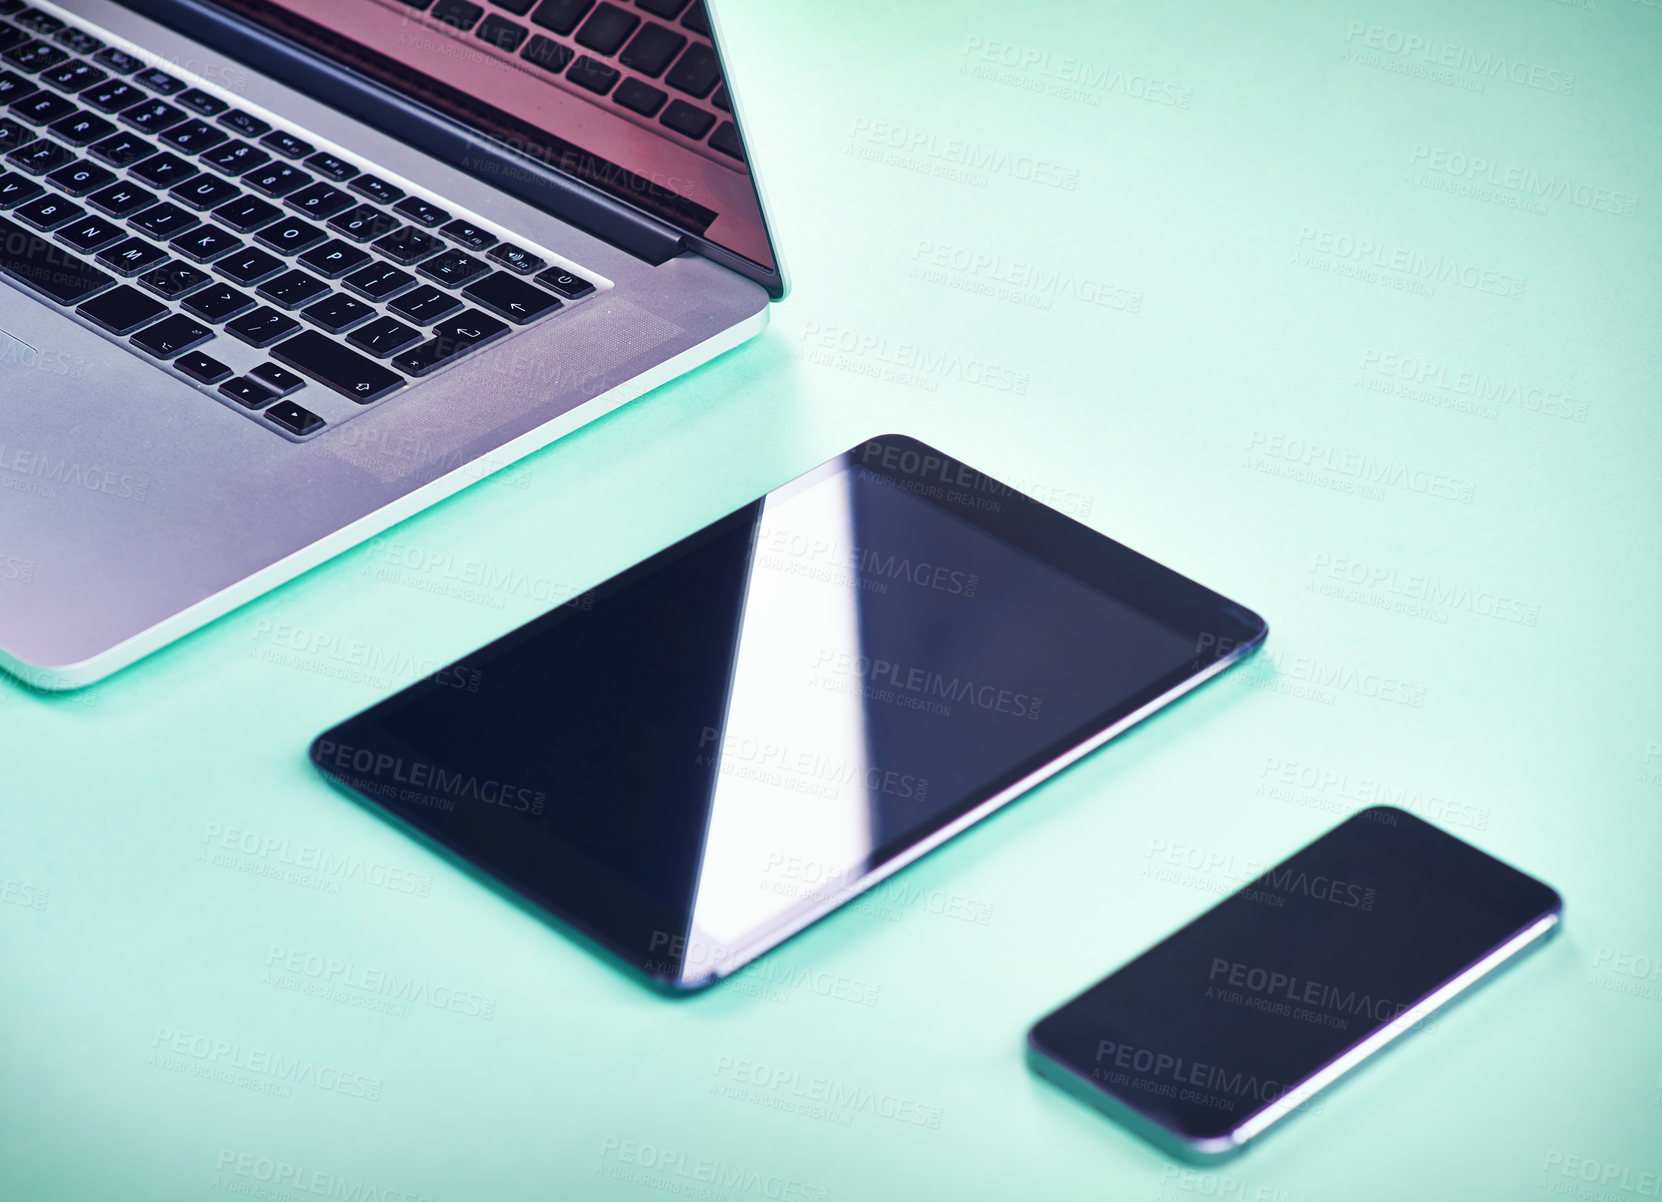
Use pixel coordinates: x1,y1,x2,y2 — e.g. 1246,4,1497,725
198,0,776,278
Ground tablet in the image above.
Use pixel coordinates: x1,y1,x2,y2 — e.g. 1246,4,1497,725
309,435,1267,991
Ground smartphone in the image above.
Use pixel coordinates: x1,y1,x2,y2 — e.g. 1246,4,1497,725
1027,806,1561,1161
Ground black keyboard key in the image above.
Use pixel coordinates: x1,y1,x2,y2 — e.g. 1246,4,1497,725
259,130,312,159
171,173,240,210
612,77,665,116
93,47,142,75
130,202,198,239
0,116,28,151
219,375,274,408
170,223,241,262
431,0,484,30
0,71,36,104
40,60,106,93
225,305,298,346
566,55,618,94
54,26,101,52
217,109,269,139
342,260,414,301
346,314,420,357
0,210,110,300
130,152,198,189
663,41,718,96
296,238,369,278
120,98,186,135
495,0,535,13
619,21,683,76
160,118,226,155
131,311,212,358
679,0,709,35
0,26,23,56
45,158,113,195
14,10,65,35
9,89,75,124
520,34,573,75
533,265,594,298
418,247,489,287
659,98,713,140
86,180,153,216
265,398,325,435
373,224,441,263
439,217,494,250
272,328,403,402
462,269,560,323
75,282,165,333
708,120,742,159
139,258,209,298
133,67,185,95
0,166,40,205
87,129,152,166
48,111,115,146
300,290,373,333
285,181,352,220
201,139,269,175
529,0,592,36
256,267,327,309
181,280,254,321
215,246,284,285
475,14,528,52
255,215,324,255
5,41,69,74
575,3,638,53
7,137,73,173
487,243,544,273
302,151,355,182
390,308,509,376
248,361,303,395
55,213,123,252
348,173,401,205
96,235,167,276
711,84,729,110
387,282,461,324
392,195,447,227
636,0,689,16
328,202,398,242
81,80,142,114
177,88,227,117
12,192,79,229
243,161,308,197
176,349,231,383
211,193,279,232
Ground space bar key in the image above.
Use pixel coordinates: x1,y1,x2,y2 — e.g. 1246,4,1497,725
271,330,405,404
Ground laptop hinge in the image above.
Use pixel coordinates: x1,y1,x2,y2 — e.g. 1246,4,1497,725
113,0,691,266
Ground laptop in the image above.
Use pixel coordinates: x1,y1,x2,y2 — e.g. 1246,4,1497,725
0,0,784,689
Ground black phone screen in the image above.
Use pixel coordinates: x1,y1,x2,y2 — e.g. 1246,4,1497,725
1029,807,1560,1147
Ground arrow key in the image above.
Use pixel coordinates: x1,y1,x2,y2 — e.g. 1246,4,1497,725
462,269,561,325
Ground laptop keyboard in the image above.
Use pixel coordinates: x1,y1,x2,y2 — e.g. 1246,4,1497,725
395,0,744,166
0,1,606,441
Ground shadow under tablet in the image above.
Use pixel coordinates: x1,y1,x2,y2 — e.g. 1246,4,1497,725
310,434,1267,992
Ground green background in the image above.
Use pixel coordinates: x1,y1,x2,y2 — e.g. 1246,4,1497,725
5,0,1661,1198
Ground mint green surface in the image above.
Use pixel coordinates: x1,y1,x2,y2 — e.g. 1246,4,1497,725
5,0,1661,1198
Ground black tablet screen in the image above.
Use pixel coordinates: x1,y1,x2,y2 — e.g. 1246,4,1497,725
312,436,1265,988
